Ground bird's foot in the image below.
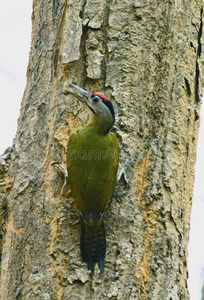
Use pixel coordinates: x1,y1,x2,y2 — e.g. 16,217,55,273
117,158,135,185
52,161,68,189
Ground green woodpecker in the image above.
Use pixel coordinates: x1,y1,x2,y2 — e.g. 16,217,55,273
67,83,119,274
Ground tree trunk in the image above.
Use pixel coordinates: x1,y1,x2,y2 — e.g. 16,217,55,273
0,1,203,299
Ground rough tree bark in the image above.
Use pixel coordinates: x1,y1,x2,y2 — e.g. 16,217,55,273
0,1,203,299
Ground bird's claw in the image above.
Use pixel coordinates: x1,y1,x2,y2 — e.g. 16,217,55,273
52,161,68,189
117,158,135,185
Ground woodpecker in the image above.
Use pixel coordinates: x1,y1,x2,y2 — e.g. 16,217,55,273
67,83,119,275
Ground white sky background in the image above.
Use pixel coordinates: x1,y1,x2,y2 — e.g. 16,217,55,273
0,1,32,154
188,99,204,300
0,1,203,299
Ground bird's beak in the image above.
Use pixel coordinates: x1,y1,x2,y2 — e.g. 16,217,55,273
67,83,91,105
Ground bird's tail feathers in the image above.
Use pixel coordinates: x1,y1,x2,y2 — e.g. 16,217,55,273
80,217,106,275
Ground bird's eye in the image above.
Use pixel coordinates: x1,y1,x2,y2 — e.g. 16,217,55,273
92,96,99,103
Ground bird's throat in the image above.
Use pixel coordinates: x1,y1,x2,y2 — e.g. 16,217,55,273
81,115,114,135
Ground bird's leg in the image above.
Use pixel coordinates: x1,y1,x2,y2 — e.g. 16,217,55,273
52,161,68,189
117,159,129,184
117,158,135,185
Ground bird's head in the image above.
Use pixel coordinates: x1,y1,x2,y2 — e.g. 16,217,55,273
67,83,115,134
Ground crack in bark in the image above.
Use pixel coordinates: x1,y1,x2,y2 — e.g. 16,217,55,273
101,0,112,88
79,0,87,19
53,1,68,77
78,0,89,85
195,8,203,103
80,23,89,83
184,77,191,96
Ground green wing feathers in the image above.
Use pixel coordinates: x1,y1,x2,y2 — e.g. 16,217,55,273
67,131,119,215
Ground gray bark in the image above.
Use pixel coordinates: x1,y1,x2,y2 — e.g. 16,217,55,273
0,1,203,299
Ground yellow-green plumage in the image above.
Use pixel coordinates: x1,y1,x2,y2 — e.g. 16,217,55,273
67,126,119,273
67,128,118,216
